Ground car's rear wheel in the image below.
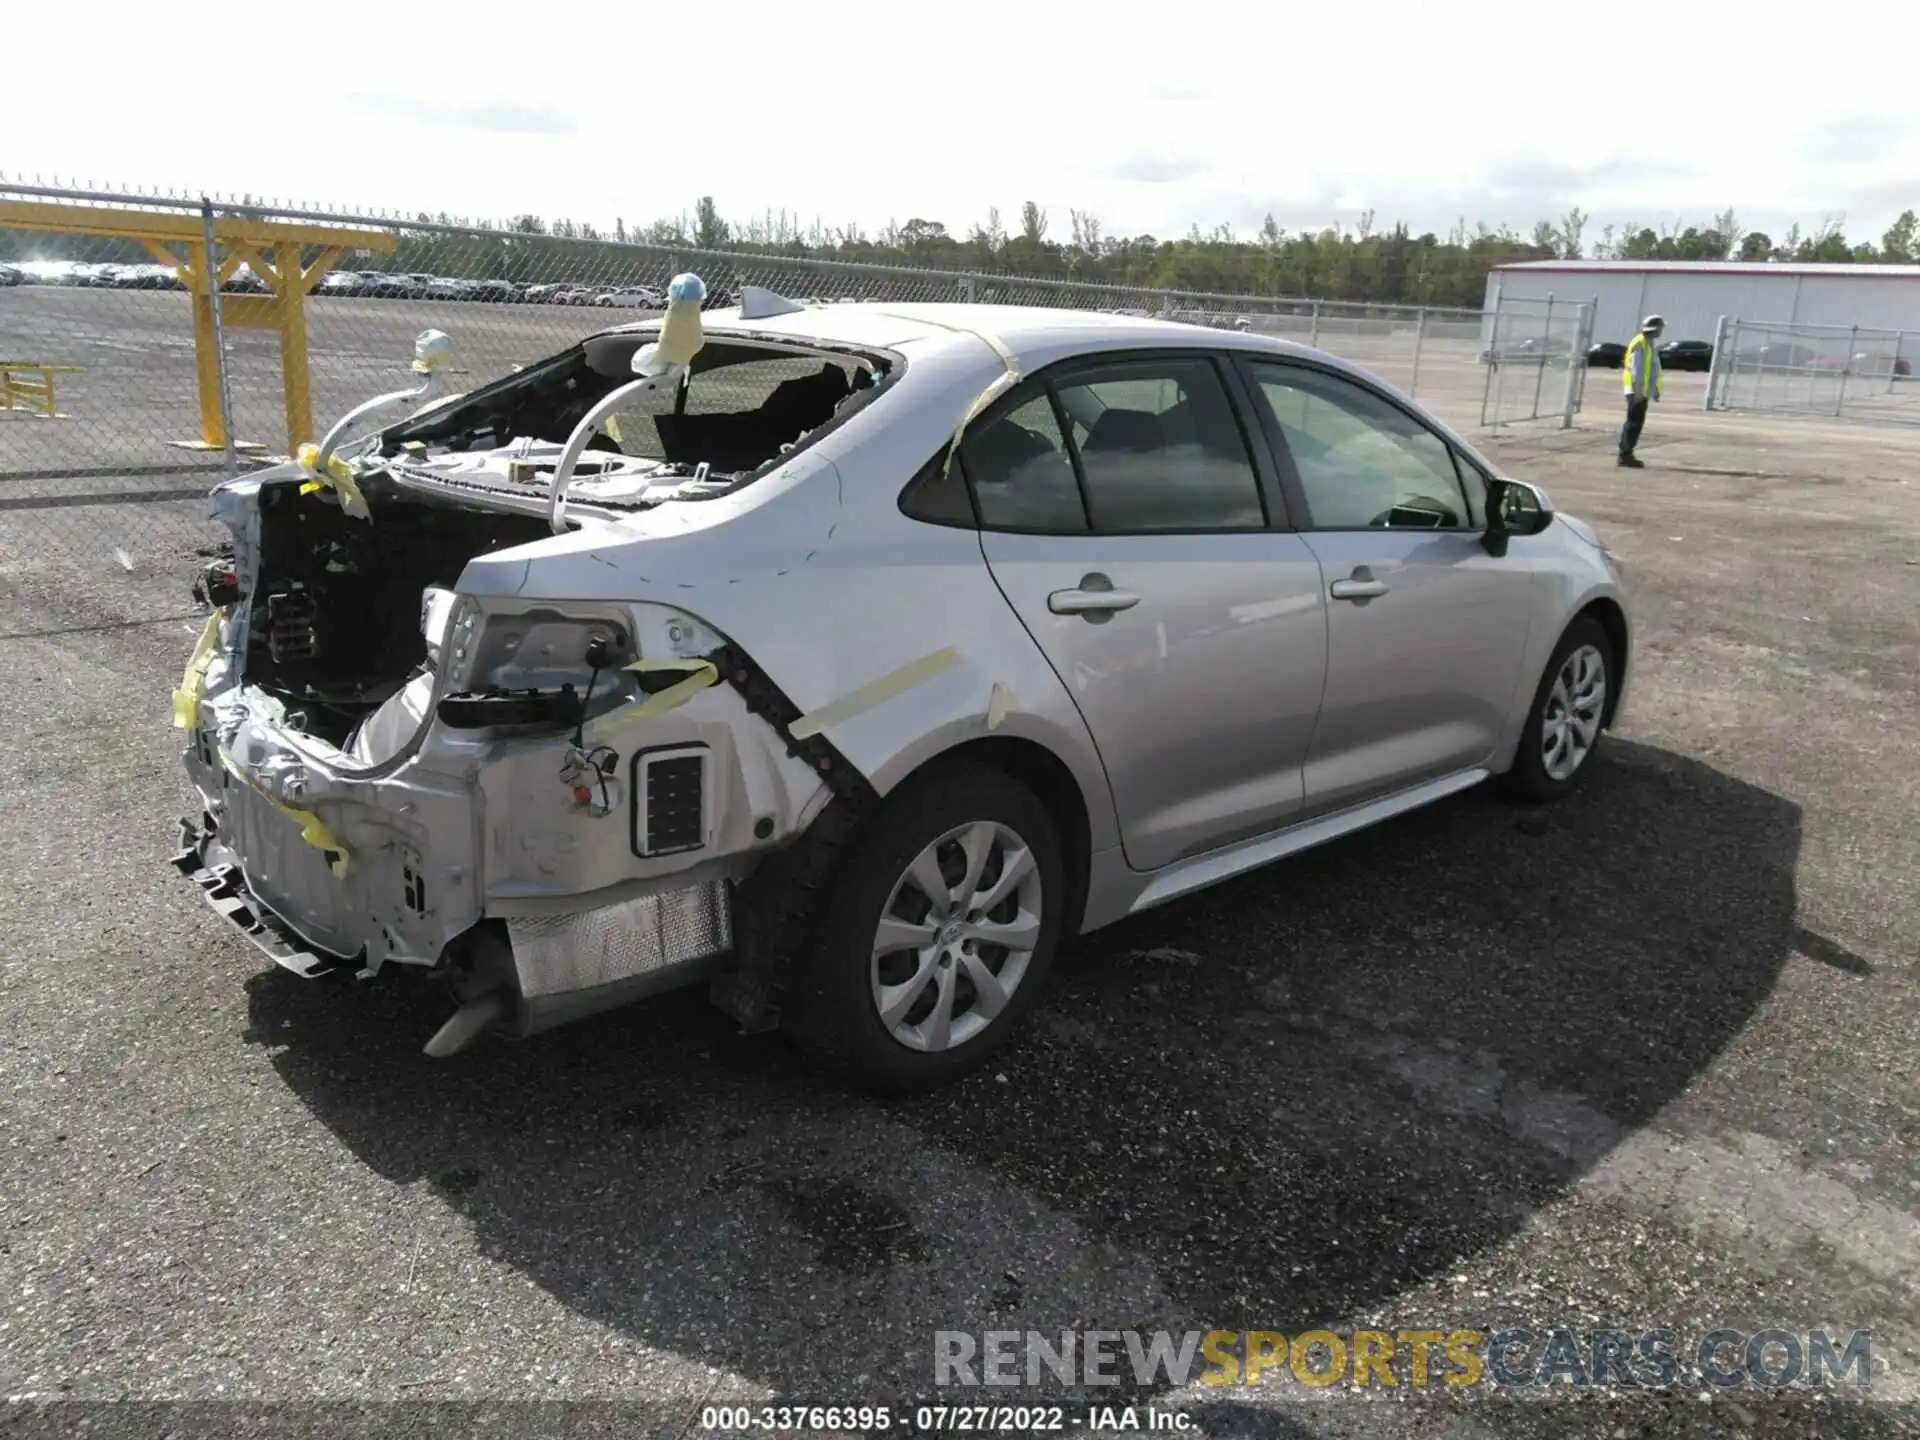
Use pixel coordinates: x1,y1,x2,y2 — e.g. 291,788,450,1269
787,763,1065,1093
1503,616,1613,803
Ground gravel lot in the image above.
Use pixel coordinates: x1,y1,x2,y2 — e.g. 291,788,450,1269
1,340,1917,1437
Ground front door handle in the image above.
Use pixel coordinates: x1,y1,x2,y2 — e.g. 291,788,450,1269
1048,573,1141,617
1329,567,1389,601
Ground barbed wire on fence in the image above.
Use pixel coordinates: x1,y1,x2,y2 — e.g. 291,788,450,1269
2,180,1585,609
0,173,1535,311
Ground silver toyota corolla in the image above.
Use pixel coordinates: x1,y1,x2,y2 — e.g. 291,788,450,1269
171,288,1630,1092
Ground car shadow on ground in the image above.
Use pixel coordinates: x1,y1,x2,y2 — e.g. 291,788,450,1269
243,739,1803,1413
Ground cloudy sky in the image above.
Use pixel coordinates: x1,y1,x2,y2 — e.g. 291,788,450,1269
9,0,1916,247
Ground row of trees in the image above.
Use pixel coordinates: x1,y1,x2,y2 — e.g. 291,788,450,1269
478,199,1920,307
8,196,1918,310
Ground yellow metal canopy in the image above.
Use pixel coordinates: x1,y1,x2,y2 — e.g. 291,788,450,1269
0,198,397,452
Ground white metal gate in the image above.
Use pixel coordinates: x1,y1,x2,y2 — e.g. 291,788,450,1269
1479,293,1597,428
1705,316,1920,426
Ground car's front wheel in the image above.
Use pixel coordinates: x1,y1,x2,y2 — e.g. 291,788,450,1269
787,763,1066,1093
1503,616,1614,803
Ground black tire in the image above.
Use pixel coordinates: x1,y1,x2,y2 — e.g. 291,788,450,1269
1502,615,1615,804
785,761,1067,1094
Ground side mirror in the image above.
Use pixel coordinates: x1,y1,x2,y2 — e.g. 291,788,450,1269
1482,477,1554,557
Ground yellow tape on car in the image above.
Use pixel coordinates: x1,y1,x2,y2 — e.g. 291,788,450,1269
171,609,225,730
866,307,1020,477
869,308,1021,479
789,647,962,740
216,748,353,879
295,442,372,521
587,658,721,738
986,681,1018,732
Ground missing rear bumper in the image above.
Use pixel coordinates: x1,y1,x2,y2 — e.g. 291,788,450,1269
173,811,737,1054
171,814,358,980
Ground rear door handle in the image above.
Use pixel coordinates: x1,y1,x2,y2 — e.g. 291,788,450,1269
1329,567,1389,601
1048,573,1141,616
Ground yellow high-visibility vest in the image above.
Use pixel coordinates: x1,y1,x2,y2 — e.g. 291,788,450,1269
1623,333,1662,399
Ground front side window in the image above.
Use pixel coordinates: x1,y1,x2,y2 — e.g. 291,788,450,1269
1247,362,1471,530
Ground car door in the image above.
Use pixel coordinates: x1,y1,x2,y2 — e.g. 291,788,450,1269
962,351,1329,873
1236,357,1539,815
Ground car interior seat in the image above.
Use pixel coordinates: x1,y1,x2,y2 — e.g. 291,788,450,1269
964,416,1084,529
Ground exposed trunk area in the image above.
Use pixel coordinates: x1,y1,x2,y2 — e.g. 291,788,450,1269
243,481,546,744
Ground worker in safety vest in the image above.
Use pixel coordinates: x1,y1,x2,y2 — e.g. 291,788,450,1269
1618,314,1665,468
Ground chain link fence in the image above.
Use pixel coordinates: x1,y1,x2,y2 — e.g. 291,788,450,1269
1477,294,1597,429
1705,317,1920,426
5,182,1505,621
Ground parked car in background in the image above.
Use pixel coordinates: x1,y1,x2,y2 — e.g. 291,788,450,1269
1481,336,1572,366
0,264,23,287
1657,340,1714,372
120,264,175,289
357,272,415,298
1586,341,1626,368
1851,351,1914,378
424,276,477,301
593,286,665,308
316,271,363,297
1809,351,1914,378
171,301,1631,1091
224,265,268,294
1732,342,1821,371
13,260,86,285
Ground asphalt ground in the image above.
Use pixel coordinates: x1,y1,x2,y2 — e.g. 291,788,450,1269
1,354,1917,1437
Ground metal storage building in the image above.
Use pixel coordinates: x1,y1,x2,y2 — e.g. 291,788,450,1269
1484,260,1920,348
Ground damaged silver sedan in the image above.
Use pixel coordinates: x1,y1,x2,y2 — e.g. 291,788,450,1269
172,283,1632,1091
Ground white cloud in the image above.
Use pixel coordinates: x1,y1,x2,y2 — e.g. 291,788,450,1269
6,0,1917,244
349,93,578,136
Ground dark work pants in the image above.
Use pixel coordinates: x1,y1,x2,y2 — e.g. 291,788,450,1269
1619,395,1650,457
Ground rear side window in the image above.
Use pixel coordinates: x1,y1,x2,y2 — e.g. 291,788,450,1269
898,443,977,526
1050,358,1265,532
963,393,1090,533
950,355,1266,535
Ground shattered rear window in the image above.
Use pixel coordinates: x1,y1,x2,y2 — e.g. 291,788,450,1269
379,333,889,492
600,354,869,468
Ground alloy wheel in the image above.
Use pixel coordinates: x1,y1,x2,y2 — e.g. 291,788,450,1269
869,821,1043,1053
1541,643,1607,782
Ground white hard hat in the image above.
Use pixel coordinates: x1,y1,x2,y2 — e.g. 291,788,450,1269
1641,314,1666,332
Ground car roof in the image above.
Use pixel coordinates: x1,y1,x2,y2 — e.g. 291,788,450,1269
595,301,1323,370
